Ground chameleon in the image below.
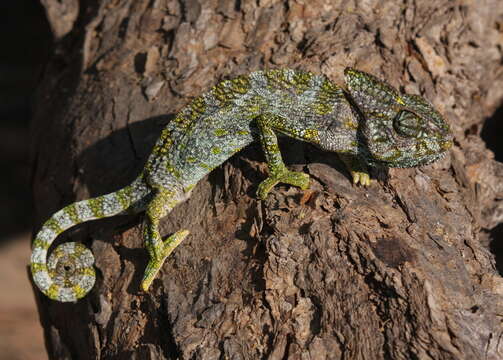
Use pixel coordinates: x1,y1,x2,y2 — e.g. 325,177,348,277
30,68,453,302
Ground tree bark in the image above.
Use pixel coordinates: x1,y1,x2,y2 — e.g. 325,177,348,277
31,0,503,359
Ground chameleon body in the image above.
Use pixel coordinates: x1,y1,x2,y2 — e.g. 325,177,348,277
31,68,452,302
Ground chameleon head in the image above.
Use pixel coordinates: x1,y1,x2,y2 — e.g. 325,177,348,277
344,68,453,168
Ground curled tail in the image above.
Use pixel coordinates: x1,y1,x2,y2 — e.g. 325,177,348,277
31,176,148,302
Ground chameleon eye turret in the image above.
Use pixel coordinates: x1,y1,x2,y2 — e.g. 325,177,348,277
31,68,452,301
393,110,421,138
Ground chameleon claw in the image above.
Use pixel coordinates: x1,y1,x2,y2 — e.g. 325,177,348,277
257,170,310,200
141,229,189,292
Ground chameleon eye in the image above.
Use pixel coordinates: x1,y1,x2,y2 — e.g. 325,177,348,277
393,110,421,138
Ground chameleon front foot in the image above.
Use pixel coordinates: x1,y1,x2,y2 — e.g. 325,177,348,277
141,229,189,292
350,170,371,186
338,153,371,186
257,169,310,200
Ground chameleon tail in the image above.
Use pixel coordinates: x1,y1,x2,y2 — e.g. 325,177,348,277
30,176,147,302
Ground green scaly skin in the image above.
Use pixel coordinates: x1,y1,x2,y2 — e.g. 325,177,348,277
31,68,452,302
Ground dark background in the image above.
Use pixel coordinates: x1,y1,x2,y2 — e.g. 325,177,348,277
0,2,51,359
0,1,51,241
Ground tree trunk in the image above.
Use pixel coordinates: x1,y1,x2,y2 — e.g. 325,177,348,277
31,0,503,359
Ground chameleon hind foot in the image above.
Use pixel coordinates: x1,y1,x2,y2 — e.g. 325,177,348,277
141,229,189,292
257,168,310,200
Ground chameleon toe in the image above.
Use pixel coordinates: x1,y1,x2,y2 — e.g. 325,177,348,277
141,229,189,292
257,170,310,199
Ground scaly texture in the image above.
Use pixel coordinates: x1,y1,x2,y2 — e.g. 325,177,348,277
31,68,453,302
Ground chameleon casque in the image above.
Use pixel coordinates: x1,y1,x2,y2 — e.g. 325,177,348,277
31,68,453,302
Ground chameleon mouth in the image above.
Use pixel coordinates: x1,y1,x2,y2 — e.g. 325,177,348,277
371,150,448,168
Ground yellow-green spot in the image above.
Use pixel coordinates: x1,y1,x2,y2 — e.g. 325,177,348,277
174,114,191,130
440,140,452,151
184,184,196,192
33,238,50,250
47,284,60,300
246,103,261,116
53,246,65,258
384,149,402,162
212,82,234,107
166,162,181,179
292,72,313,93
31,262,46,273
73,243,85,257
211,147,221,155
314,79,340,113
230,76,251,94
72,284,87,298
200,163,214,171
174,97,206,131
265,69,290,89
371,111,387,118
266,142,280,153
116,187,131,209
416,141,428,154
373,137,388,143
396,96,405,105
344,120,358,130
153,129,174,156
268,114,286,128
313,102,333,115
237,130,249,136
303,128,319,142
44,218,62,234
321,78,338,93
245,95,266,117
214,128,228,136
80,267,95,277
64,203,80,224
182,96,207,128
191,96,206,112
88,198,105,218
186,156,197,163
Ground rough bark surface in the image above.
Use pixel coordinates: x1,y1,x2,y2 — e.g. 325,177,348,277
31,0,503,359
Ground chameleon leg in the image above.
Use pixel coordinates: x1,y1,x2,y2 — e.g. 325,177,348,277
256,114,310,199
337,153,371,186
141,187,189,292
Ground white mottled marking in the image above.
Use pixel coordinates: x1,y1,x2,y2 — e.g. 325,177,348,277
54,209,74,229
76,201,95,220
102,192,124,214
33,271,51,291
31,248,47,264
72,274,95,291
37,228,56,242
58,288,77,302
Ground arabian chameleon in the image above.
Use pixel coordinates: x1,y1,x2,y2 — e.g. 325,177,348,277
31,68,453,302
